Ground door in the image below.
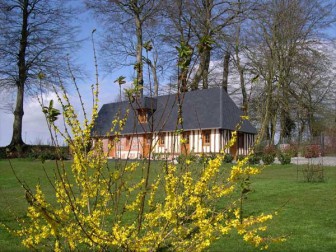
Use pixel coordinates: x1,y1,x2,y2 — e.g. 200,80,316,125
181,132,190,155
108,137,116,158
142,134,151,158
230,133,243,159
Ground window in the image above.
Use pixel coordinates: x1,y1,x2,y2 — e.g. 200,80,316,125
158,133,165,146
138,109,147,124
202,130,211,146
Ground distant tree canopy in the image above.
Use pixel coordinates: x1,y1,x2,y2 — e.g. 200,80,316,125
86,0,336,144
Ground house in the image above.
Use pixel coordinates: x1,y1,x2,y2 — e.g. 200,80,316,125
92,87,257,159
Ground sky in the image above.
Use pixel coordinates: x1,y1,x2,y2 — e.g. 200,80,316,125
0,9,124,147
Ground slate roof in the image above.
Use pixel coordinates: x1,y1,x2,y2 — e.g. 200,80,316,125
92,87,257,136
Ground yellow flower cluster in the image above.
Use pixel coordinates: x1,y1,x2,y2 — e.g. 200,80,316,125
12,80,284,251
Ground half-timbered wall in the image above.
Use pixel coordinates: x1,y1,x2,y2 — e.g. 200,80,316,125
153,132,180,157
154,129,224,155
102,129,255,159
221,129,231,153
220,131,255,156
237,133,255,156
114,135,144,159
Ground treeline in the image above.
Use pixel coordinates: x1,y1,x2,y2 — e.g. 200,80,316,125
86,0,336,144
1,0,335,148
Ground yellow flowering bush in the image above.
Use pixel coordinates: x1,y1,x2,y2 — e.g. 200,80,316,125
10,67,283,251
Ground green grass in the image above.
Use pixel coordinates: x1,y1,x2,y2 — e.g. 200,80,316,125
0,159,335,251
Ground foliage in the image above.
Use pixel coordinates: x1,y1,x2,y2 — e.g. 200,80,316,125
263,145,277,156
277,153,291,165
223,153,234,163
0,147,7,159
286,144,299,158
152,152,166,160
301,164,324,182
28,146,69,162
277,145,292,165
303,145,321,158
262,155,275,165
3,78,284,252
194,153,217,165
177,153,198,164
248,154,261,165
0,145,69,161
262,145,277,165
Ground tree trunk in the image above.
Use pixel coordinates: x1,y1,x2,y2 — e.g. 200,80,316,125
179,67,190,92
298,118,305,143
190,48,211,90
9,0,29,147
258,73,275,143
236,48,247,114
151,63,159,96
178,42,193,93
135,13,144,97
234,9,248,115
202,49,211,89
190,0,213,90
10,83,25,147
222,51,230,92
239,68,248,114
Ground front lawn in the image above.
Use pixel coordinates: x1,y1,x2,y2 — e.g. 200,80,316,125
0,159,335,251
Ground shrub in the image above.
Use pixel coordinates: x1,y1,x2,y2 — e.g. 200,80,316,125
262,154,275,165
9,52,282,251
262,145,276,165
237,155,246,161
197,153,208,164
0,145,70,160
248,154,261,165
303,145,320,158
263,145,277,156
277,145,293,165
177,153,187,163
287,144,298,157
223,153,233,163
24,146,70,161
277,152,291,165
152,153,162,160
302,163,324,182
177,153,197,164
0,147,7,159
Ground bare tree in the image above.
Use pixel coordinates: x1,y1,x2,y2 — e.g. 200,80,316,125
227,0,255,114
189,0,242,90
161,0,196,93
0,0,79,148
247,0,335,143
290,47,335,140
86,0,163,97
221,50,230,92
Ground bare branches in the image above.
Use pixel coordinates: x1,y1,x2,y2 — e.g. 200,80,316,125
0,0,80,147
